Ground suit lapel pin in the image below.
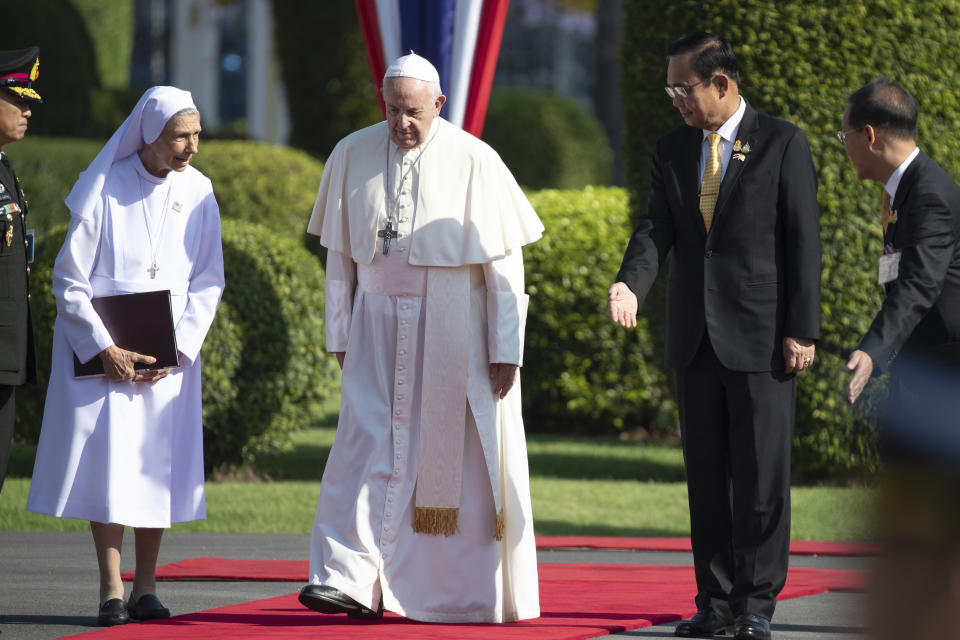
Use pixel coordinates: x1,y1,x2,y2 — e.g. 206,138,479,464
732,142,752,162
890,209,898,224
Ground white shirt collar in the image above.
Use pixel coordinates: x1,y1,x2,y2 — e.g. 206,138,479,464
884,146,920,201
703,96,746,143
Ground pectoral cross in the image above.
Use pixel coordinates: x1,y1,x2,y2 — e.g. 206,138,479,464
149,262,159,279
378,219,398,255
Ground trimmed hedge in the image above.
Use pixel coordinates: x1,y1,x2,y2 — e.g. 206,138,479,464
9,137,324,251
189,140,325,253
483,87,613,189
619,0,960,479
16,219,337,472
523,187,677,434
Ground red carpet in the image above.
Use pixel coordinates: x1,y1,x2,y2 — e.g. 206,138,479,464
535,536,880,556
99,561,867,640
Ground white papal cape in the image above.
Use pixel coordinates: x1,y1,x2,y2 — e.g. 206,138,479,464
306,117,543,622
27,154,224,528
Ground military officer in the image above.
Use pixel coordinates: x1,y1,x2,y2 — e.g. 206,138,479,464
0,46,40,493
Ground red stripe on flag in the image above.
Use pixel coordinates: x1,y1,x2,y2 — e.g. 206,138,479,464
355,0,387,118
462,0,508,138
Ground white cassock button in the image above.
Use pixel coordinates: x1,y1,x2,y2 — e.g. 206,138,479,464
395,409,401,416
398,379,405,385
399,350,407,356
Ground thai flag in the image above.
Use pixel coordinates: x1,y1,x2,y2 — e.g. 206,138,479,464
354,0,509,137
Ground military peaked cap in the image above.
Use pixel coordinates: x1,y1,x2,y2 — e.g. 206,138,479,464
0,46,41,103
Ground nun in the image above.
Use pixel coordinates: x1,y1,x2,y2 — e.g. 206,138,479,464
27,86,225,626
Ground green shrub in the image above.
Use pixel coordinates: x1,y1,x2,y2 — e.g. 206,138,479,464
523,186,677,434
271,1,383,157
190,140,325,253
15,220,339,472
201,219,339,470
620,0,960,479
483,87,613,189
10,137,325,253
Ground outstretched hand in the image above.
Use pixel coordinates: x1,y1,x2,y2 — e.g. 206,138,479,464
608,282,638,328
846,349,874,404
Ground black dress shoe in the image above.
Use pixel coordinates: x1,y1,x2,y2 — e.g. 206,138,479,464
675,608,733,637
299,584,383,620
97,598,129,626
734,613,771,640
127,593,171,621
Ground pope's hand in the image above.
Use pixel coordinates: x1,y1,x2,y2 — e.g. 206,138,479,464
98,345,157,382
608,282,638,328
490,363,518,399
846,349,874,404
334,352,345,370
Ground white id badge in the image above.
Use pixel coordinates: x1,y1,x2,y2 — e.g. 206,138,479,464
878,251,901,284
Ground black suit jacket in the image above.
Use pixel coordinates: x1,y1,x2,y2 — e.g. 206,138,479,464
859,150,960,371
617,101,821,372
0,151,36,386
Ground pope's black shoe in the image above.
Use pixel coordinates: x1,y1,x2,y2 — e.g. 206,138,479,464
96,598,129,626
127,593,171,621
734,613,771,640
675,608,733,637
299,584,383,620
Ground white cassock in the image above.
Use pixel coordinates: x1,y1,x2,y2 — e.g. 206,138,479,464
306,117,543,623
27,153,224,528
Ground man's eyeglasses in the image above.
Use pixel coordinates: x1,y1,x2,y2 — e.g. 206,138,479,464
664,76,714,99
836,127,863,143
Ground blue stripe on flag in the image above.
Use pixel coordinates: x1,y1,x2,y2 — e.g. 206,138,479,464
399,0,456,118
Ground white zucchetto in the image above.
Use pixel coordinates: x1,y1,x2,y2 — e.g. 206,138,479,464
383,52,440,85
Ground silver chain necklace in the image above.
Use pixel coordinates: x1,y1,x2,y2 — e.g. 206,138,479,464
137,173,172,279
379,132,434,255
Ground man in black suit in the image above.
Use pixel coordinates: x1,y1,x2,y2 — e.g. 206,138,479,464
0,46,40,493
844,79,960,435
608,33,820,640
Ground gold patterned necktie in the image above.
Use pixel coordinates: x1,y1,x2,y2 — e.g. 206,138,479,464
881,189,892,237
700,132,722,233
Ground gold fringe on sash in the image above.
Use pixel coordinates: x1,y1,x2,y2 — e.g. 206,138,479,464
413,506,460,536
494,507,505,541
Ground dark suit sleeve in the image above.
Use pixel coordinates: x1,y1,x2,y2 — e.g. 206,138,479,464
859,192,957,371
778,129,821,340
616,138,676,306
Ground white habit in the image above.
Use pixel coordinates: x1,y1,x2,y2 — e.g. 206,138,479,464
306,117,543,623
27,153,224,528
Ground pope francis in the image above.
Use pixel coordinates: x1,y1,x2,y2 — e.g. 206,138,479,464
299,53,543,623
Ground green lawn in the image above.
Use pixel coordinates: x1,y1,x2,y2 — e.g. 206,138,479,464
0,428,877,540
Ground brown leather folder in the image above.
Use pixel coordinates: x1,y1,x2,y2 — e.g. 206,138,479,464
73,290,180,378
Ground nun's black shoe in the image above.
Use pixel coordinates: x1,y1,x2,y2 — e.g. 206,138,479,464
97,598,129,626
127,593,170,621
